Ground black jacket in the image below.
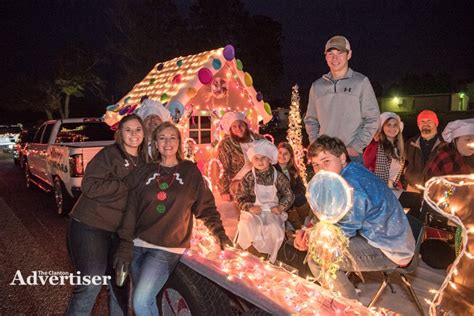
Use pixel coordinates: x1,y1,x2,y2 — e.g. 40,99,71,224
274,164,307,207
70,144,144,232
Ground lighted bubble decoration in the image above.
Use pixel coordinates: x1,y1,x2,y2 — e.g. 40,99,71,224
306,170,353,223
305,170,357,290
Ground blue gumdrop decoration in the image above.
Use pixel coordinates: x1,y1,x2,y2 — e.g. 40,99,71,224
212,58,222,70
106,104,118,111
168,100,184,117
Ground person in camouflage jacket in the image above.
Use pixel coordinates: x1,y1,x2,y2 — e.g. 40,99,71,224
217,112,262,200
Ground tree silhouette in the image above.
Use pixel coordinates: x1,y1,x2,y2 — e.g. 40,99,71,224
106,0,192,95
387,72,459,96
53,46,105,118
189,0,283,98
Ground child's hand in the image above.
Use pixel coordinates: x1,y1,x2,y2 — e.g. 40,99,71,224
271,205,283,214
249,205,262,215
294,229,309,251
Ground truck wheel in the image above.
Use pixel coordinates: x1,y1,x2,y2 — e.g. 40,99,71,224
53,177,73,216
24,162,32,189
158,263,236,315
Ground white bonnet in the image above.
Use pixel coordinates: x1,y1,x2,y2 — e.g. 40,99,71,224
135,99,172,122
379,112,404,132
247,139,278,164
442,118,474,143
220,111,246,134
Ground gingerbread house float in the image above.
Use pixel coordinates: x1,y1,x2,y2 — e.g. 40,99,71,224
104,45,272,179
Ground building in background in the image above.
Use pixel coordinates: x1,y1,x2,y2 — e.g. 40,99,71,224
379,92,469,113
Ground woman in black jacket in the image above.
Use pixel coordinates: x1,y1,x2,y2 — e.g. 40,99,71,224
67,114,147,315
274,142,310,230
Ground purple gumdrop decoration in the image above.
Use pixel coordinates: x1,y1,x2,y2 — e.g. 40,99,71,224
223,45,235,61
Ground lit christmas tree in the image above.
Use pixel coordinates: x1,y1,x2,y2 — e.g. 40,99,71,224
287,84,307,186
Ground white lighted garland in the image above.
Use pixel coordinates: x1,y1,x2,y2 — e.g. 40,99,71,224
422,174,474,315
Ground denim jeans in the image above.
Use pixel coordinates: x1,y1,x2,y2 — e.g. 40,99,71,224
131,246,182,316
67,218,129,316
308,235,397,299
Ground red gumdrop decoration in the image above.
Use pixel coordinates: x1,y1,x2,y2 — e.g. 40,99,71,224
157,191,167,201
172,74,182,84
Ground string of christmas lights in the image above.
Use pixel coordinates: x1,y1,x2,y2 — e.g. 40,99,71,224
186,219,378,315
286,84,308,186
422,174,474,315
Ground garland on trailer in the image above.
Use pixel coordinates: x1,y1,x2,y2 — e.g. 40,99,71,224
286,84,307,186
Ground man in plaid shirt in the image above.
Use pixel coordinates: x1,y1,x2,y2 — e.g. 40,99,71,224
424,118,474,180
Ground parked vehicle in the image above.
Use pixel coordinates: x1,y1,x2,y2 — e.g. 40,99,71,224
13,128,35,167
0,124,22,154
24,118,115,215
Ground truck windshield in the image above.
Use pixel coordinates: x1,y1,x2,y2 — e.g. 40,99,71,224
56,122,115,143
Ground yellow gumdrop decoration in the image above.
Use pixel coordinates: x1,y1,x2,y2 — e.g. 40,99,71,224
244,72,253,87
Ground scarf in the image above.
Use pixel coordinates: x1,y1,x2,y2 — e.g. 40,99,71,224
374,143,391,184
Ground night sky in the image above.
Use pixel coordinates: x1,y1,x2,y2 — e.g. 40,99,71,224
242,0,474,89
1,0,473,123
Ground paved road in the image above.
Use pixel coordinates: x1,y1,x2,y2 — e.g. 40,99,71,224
0,153,110,315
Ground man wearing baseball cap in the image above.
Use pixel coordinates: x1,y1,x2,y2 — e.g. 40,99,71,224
405,110,444,192
304,35,380,163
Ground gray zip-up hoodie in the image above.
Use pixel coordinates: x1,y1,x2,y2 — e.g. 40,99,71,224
304,68,380,153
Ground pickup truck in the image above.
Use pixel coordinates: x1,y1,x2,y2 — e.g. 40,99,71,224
0,124,22,154
24,118,115,215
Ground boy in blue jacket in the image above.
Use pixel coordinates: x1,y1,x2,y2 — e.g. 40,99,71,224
294,135,415,299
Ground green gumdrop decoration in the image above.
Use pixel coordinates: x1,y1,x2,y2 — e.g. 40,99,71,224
149,78,156,85
156,204,166,214
160,93,169,103
236,59,243,71
264,102,272,115
124,96,131,104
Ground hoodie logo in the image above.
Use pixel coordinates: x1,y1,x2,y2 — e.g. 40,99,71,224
344,87,352,92
124,160,130,168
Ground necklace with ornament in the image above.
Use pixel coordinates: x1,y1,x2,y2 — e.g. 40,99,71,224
155,163,178,214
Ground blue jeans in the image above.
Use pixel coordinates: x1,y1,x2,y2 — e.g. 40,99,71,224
308,235,397,299
67,218,129,316
131,246,181,316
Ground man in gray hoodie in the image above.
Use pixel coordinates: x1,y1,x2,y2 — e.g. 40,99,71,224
304,35,380,162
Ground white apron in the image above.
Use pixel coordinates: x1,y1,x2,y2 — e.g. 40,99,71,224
237,167,287,262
